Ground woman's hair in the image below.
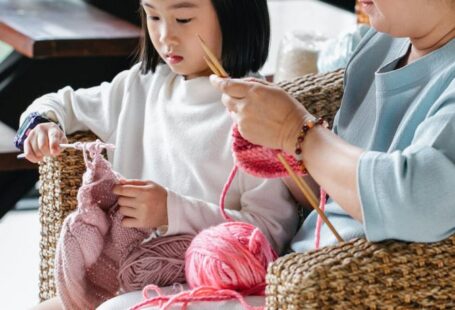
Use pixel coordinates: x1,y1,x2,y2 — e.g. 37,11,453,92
137,0,270,78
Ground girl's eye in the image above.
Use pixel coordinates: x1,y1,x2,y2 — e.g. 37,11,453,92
148,16,160,21
176,18,192,24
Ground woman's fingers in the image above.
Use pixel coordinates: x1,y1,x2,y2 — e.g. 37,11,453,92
210,75,252,99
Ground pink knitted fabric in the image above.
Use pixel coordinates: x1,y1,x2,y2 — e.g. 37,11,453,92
232,125,305,178
232,124,328,250
55,141,192,309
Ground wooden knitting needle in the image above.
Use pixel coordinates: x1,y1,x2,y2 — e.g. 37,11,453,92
17,144,75,159
277,154,344,242
16,143,115,159
197,34,229,78
198,34,343,243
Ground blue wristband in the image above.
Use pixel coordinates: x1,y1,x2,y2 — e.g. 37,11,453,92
14,112,57,151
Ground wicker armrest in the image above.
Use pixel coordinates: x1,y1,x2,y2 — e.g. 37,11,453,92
266,236,455,309
38,131,98,301
277,69,344,127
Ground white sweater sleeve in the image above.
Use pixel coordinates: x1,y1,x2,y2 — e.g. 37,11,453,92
20,65,138,142
165,173,299,254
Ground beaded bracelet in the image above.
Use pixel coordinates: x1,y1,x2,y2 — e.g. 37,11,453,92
294,117,329,173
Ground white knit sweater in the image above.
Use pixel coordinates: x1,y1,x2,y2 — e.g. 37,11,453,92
21,64,298,253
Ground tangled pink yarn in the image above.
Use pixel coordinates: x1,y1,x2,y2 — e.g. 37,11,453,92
119,234,194,292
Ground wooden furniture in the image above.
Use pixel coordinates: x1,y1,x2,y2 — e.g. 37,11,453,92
0,0,141,59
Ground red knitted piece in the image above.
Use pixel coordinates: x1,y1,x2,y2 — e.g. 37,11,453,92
232,125,306,178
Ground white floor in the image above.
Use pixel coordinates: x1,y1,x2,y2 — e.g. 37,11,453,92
0,209,40,309
0,109,39,308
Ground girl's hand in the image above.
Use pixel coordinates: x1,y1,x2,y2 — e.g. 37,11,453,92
24,122,67,163
210,75,314,153
113,179,168,229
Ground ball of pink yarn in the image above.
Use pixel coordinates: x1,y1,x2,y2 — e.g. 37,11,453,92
185,222,277,295
118,234,193,292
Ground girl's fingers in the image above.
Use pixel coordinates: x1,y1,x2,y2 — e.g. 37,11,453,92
37,131,50,156
48,127,65,155
119,179,149,185
113,184,144,197
117,196,136,208
121,217,138,228
118,205,136,218
23,137,40,163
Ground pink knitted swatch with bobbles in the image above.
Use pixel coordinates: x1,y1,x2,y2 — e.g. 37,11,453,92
231,125,306,178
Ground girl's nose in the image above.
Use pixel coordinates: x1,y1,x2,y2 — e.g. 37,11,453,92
159,23,178,46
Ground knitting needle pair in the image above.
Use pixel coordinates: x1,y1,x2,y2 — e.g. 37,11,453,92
198,34,344,242
17,143,84,159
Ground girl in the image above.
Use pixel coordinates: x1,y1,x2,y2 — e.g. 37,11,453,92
22,0,298,309
211,0,455,251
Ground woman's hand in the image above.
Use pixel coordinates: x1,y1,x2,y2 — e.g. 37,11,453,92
113,179,168,229
23,122,67,163
210,75,313,153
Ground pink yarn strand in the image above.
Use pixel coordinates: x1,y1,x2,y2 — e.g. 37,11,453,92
314,188,327,250
131,285,263,310
219,165,239,221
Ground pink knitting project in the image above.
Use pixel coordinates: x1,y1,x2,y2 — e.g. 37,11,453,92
55,141,191,309
232,124,326,250
232,125,306,178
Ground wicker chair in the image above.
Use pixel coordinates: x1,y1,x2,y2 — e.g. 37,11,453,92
37,70,455,308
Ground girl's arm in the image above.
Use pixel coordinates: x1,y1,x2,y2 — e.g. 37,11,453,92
20,64,139,142
163,177,299,254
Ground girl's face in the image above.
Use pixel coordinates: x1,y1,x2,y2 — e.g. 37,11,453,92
142,0,222,80
359,0,454,38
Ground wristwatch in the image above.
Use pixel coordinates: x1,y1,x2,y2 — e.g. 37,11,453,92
14,112,59,151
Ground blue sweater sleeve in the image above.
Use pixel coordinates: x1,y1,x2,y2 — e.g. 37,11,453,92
359,84,455,242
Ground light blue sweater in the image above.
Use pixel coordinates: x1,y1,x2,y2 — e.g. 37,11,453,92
291,30,455,252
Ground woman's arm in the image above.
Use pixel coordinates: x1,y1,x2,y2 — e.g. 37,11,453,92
211,76,364,221
283,125,364,222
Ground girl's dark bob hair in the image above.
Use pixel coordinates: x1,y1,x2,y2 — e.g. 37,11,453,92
138,0,270,78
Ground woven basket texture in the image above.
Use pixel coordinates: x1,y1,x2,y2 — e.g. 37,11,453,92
277,70,344,128
266,236,455,309
38,132,98,301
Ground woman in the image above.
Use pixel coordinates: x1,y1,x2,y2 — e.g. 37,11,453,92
211,0,455,252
